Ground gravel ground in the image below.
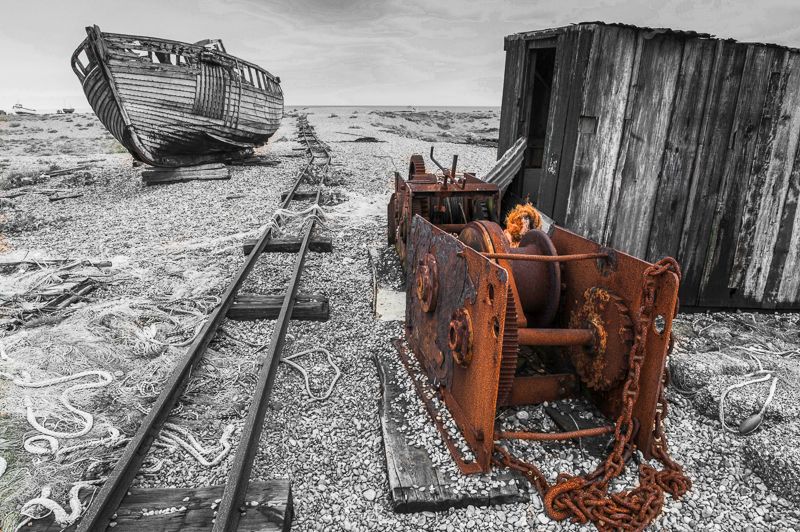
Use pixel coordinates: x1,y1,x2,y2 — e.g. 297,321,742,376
2,108,799,531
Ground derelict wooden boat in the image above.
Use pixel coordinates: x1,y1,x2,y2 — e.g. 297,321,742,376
12,104,37,115
71,25,283,167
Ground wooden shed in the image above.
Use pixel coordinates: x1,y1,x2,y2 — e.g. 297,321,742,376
498,22,800,310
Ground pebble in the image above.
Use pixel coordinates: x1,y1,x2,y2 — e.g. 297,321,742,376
363,488,377,501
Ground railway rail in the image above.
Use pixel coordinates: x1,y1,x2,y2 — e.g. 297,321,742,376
73,116,332,532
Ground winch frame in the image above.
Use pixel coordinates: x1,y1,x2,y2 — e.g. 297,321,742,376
405,215,680,471
388,152,500,264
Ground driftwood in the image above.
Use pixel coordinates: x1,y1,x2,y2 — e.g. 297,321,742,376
41,165,90,177
48,192,84,202
0,258,111,269
141,163,231,185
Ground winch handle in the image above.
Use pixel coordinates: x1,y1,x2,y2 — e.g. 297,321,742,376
429,147,459,188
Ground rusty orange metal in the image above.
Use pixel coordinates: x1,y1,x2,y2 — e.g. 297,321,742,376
389,153,500,266
404,214,680,473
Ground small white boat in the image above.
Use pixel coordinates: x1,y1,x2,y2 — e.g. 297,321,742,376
12,103,37,115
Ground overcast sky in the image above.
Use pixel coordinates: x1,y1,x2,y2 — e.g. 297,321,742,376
2,0,800,111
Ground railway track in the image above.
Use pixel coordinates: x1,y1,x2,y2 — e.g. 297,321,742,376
72,116,332,532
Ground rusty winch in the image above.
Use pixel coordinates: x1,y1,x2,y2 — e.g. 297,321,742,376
400,202,691,530
388,149,500,264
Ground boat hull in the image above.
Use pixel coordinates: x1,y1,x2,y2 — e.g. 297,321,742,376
71,26,283,167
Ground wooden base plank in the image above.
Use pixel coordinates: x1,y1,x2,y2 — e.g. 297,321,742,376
374,353,528,513
228,293,329,321
242,236,332,255
280,190,318,202
48,192,83,202
27,480,292,531
141,164,231,185
227,156,281,167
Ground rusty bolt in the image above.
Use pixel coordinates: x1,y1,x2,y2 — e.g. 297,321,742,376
448,307,473,367
416,253,439,313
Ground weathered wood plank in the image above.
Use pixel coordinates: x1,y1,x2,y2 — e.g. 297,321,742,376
731,52,800,304
548,26,595,224
645,38,717,262
497,38,526,157
676,41,748,306
127,104,275,136
142,163,226,175
563,26,637,242
228,293,329,321
242,236,333,255
279,190,318,202
27,480,292,531
142,168,230,185
772,138,800,306
48,192,84,202
227,156,281,167
535,29,574,216
373,354,527,513
605,34,684,257
697,45,786,307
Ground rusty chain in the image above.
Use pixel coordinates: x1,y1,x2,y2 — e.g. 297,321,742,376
493,257,691,531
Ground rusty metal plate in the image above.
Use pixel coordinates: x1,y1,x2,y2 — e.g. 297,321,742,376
549,225,679,458
406,215,510,471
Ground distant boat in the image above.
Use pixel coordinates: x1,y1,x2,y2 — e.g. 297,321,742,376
62,108,75,114
12,103,37,115
71,25,284,167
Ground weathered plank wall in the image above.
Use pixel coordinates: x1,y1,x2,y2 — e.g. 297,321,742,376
499,23,800,309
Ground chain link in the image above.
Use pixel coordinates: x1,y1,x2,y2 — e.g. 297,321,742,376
493,257,691,531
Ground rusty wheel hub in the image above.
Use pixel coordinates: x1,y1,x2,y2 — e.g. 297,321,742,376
416,253,439,312
568,287,633,391
511,229,561,327
448,307,473,367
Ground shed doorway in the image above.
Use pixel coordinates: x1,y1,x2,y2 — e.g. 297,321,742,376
504,45,557,216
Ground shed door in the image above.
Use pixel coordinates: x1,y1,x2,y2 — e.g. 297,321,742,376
504,42,557,214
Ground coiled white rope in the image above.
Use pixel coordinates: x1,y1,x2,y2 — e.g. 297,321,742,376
0,369,114,441
718,352,779,434
23,434,59,455
17,481,100,529
219,330,341,403
154,422,236,467
54,426,127,459
282,347,341,403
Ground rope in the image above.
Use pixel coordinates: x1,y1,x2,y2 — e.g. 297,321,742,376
282,347,342,402
24,434,58,455
220,330,341,403
719,370,778,434
18,481,100,528
0,370,113,441
154,422,236,467
54,426,128,459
